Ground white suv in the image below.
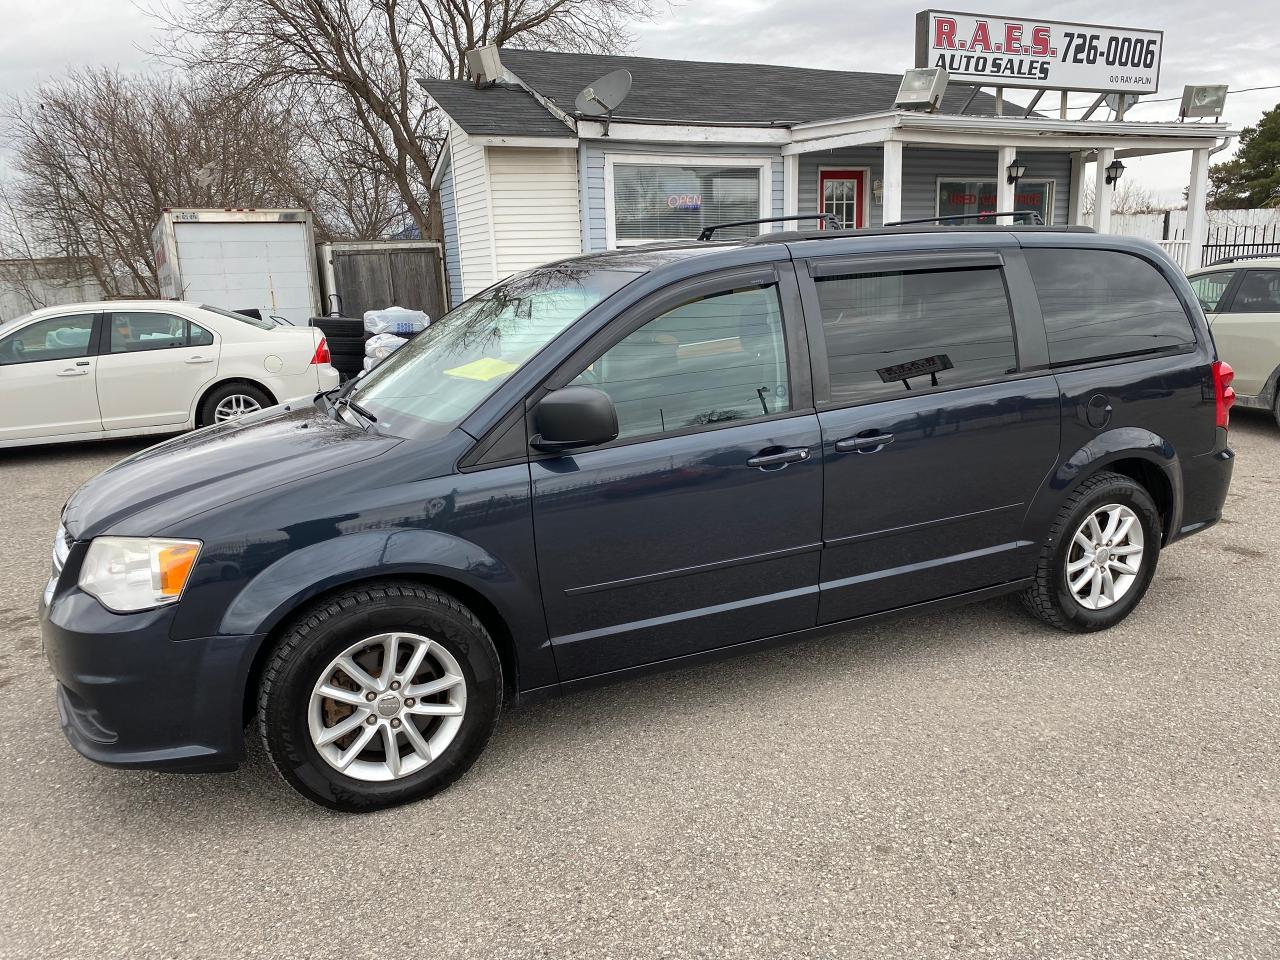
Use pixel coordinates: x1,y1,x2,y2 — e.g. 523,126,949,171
0,300,339,448
1189,257,1280,426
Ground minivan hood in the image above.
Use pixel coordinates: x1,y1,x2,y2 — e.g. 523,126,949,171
64,404,402,539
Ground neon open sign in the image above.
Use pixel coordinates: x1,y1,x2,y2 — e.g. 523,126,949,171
667,194,702,210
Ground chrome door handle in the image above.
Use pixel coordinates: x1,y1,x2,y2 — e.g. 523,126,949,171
746,447,810,469
835,432,895,454
184,355,214,364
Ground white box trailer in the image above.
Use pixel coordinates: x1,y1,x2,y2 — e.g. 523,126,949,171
152,209,321,326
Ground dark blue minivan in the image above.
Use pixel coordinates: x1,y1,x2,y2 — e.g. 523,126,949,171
41,224,1236,810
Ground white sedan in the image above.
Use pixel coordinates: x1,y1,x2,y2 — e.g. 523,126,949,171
0,300,339,448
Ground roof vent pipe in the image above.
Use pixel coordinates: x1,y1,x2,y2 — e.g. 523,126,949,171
466,45,504,88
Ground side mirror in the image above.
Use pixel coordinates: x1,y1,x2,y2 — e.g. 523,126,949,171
531,386,618,453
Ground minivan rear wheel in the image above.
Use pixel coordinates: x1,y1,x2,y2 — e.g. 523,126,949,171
1021,471,1161,632
257,581,502,811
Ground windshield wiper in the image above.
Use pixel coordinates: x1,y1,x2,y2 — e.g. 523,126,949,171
336,395,378,423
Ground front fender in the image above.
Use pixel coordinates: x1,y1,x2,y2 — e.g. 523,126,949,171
218,528,519,639
1027,426,1182,541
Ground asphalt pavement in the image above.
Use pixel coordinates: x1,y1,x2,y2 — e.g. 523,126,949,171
1,420,1277,959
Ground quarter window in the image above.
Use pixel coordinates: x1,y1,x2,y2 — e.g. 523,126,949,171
110,312,187,353
189,322,215,347
1189,271,1236,312
814,267,1017,404
1025,249,1196,365
571,284,789,440
0,314,96,365
1231,270,1280,313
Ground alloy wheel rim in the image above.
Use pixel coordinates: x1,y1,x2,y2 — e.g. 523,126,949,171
307,632,467,782
213,394,261,422
1065,503,1145,610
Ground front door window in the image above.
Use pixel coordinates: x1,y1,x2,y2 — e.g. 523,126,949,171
819,170,866,229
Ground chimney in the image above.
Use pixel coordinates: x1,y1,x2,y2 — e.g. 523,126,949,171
465,45,504,88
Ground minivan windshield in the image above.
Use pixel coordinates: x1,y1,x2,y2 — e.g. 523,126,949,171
350,265,639,437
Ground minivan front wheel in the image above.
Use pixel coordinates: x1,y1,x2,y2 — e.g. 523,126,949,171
1022,471,1161,632
257,582,502,811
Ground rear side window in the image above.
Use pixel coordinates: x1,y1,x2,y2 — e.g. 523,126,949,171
813,266,1017,404
1231,270,1280,313
1025,249,1195,365
110,312,187,353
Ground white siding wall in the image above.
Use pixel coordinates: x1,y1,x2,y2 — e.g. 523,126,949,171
487,147,582,276
450,123,494,299
437,153,464,308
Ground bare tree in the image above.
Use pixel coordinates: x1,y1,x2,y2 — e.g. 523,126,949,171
4,68,326,297
154,0,658,241
1082,179,1166,217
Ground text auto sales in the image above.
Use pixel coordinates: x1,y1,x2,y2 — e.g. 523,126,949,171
929,16,1159,85
932,17,1054,81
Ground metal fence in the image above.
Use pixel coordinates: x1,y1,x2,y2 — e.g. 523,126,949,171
1200,225,1280,266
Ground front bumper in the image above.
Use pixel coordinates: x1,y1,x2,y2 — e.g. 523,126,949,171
41,589,262,772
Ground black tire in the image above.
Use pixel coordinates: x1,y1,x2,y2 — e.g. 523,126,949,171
198,382,274,427
257,581,502,812
1021,471,1161,632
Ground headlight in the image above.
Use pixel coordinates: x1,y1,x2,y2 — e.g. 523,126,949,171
78,537,202,613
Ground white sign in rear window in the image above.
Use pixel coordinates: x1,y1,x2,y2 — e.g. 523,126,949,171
915,10,1162,94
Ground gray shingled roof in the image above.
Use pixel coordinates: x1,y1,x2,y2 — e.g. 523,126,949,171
498,48,1005,126
420,79,573,137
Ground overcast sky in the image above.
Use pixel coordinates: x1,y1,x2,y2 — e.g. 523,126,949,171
1,0,1274,204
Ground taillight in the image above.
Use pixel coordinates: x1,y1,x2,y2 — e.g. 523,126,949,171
310,337,331,366
1212,360,1235,429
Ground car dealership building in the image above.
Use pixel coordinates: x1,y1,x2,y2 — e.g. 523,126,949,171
424,13,1234,307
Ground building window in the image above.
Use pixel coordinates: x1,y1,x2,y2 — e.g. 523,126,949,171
609,160,766,245
937,178,1054,225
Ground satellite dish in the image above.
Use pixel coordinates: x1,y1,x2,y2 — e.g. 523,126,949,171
574,69,631,137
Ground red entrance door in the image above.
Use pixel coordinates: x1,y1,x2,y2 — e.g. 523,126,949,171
819,169,867,229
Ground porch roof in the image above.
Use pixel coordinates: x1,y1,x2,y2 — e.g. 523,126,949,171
785,111,1236,157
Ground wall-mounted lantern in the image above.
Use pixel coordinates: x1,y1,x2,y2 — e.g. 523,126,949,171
1006,158,1028,185
1105,159,1126,186
872,178,884,205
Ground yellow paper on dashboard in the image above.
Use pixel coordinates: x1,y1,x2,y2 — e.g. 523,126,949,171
443,357,518,382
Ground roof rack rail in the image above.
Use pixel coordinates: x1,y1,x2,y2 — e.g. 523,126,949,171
698,212,840,241
1207,252,1280,266
886,211,1045,226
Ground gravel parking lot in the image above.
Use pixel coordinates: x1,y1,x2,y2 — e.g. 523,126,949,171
1,418,1277,960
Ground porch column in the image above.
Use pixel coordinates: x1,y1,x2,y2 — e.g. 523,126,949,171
996,145,1017,224
783,153,799,218
882,140,903,225
1093,146,1114,233
1187,147,1212,271
1069,151,1089,225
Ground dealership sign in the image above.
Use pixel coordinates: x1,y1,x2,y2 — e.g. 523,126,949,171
915,10,1163,93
